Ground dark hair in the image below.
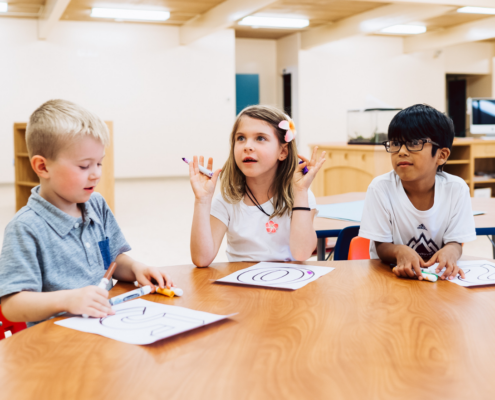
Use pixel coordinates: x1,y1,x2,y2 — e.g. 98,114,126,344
388,104,454,172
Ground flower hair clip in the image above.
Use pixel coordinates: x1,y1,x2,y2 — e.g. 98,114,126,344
278,118,296,142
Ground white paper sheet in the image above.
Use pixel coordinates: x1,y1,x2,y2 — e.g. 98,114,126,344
216,262,334,290
424,260,495,287
55,299,233,345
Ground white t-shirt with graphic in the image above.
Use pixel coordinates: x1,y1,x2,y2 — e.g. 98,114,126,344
210,190,317,262
359,170,476,260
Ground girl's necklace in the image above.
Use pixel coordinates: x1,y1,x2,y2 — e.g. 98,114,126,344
245,185,279,234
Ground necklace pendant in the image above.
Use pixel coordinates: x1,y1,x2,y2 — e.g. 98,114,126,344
266,220,278,234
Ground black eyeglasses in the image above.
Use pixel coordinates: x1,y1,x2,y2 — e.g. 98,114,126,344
382,138,440,153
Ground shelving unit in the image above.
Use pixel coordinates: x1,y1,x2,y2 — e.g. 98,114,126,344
311,138,495,197
13,122,115,212
445,138,495,197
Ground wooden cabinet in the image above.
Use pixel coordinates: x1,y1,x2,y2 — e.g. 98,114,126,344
310,139,495,197
14,122,115,212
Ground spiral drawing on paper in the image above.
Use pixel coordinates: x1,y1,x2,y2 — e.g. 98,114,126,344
100,306,205,336
458,264,495,285
236,266,316,286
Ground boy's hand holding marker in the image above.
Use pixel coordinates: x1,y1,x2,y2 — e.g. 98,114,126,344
392,243,464,281
423,243,464,280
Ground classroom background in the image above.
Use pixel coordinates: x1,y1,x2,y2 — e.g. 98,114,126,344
1,0,495,267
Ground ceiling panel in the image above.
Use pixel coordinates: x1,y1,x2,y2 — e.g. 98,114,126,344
234,0,386,39
423,10,494,31
0,0,44,17
61,0,225,25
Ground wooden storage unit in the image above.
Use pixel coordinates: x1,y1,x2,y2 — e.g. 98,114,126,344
14,122,115,212
311,139,495,197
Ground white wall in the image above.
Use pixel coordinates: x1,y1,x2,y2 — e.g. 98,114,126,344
445,42,494,75
0,19,235,183
276,33,301,127
298,35,446,154
235,38,277,106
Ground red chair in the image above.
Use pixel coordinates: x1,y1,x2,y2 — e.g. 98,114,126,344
348,237,371,260
0,305,27,340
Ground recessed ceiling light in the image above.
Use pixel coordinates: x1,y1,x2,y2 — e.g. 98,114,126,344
0,2,8,12
238,16,309,29
457,6,495,15
90,8,170,22
380,25,427,35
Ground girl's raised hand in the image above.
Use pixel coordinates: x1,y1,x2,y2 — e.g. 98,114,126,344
189,156,221,201
293,146,326,192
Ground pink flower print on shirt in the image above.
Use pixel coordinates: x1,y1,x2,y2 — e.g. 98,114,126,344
266,220,279,234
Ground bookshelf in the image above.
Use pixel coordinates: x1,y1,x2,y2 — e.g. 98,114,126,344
13,122,115,212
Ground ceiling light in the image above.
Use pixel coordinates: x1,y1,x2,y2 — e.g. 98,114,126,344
380,25,427,35
457,6,495,15
90,8,170,22
238,16,309,29
0,2,8,12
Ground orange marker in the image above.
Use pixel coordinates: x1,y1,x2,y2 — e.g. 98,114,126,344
134,281,183,297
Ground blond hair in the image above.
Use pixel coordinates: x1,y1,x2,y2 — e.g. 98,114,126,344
220,105,298,218
26,99,110,159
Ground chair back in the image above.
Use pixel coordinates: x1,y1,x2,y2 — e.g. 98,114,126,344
333,226,361,261
348,237,371,260
0,305,27,340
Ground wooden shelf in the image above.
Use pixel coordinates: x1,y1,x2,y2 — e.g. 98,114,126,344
446,160,469,165
16,152,29,157
474,179,495,184
17,181,39,187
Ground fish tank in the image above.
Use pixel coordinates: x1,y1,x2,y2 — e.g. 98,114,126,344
347,108,402,145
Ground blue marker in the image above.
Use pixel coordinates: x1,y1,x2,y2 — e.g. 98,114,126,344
108,285,152,306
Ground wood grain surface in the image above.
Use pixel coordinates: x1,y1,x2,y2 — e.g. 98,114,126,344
314,192,495,232
2,260,495,400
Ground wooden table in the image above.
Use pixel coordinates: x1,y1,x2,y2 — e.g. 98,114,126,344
314,193,495,261
2,260,495,400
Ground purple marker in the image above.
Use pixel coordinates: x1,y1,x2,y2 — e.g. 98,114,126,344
299,160,309,175
182,157,214,178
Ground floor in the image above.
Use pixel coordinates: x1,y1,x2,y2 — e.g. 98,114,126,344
0,178,493,269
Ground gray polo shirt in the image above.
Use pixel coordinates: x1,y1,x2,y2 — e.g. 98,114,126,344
0,186,131,325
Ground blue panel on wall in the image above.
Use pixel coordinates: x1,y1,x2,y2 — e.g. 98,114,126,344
236,74,259,115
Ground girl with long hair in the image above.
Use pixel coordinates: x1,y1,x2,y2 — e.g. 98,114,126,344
188,105,326,267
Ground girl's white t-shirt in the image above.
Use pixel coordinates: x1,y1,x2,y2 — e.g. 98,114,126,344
359,171,476,260
211,190,317,262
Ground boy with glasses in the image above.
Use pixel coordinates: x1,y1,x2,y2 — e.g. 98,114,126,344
359,104,476,281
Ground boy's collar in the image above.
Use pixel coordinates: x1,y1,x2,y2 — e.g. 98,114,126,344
28,186,102,237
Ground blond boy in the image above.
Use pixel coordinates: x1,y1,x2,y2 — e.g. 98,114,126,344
0,100,173,326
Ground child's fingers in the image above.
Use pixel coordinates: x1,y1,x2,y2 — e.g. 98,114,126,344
412,261,423,280
162,273,173,289
188,158,196,177
193,156,200,175
211,169,222,186
199,156,204,168
298,154,309,164
457,265,465,279
148,269,165,289
310,146,318,165
423,253,438,267
89,301,112,316
207,157,213,171
437,259,449,279
87,306,109,318
447,262,459,280
404,264,415,278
